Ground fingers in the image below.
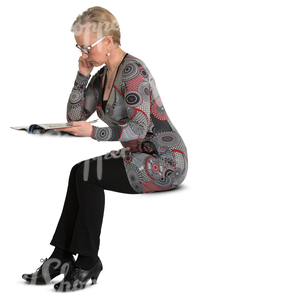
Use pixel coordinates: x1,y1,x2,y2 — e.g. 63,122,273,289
79,57,86,68
79,56,93,69
68,121,82,127
54,127,73,132
54,121,82,133
54,127,79,137
78,57,94,77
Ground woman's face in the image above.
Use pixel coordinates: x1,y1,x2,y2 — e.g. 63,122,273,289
74,28,108,67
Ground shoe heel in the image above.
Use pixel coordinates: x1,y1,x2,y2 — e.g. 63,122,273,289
91,271,101,285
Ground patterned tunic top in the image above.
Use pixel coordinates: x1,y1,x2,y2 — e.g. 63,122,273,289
67,53,188,193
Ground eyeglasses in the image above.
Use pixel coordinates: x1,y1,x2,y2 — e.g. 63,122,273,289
76,36,106,54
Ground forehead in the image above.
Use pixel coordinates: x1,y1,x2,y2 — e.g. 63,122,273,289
74,25,98,46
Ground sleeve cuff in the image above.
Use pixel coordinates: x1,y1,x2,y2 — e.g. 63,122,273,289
76,71,91,84
91,125,115,141
91,125,97,140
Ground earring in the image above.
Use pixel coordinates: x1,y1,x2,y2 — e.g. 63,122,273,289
107,48,111,56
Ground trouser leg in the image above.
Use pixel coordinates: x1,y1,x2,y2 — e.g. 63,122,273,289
50,155,136,257
50,161,84,254
68,159,105,257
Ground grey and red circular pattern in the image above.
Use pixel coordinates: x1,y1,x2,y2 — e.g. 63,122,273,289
151,98,168,121
155,132,181,147
105,104,114,117
96,128,112,140
122,62,139,81
125,91,143,107
69,90,81,104
123,154,133,164
145,156,163,180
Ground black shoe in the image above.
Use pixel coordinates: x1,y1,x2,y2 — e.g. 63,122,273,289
22,257,75,285
54,258,103,292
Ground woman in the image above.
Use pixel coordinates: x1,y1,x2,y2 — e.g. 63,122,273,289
22,6,188,292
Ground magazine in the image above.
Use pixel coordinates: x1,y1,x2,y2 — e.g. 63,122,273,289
10,119,98,134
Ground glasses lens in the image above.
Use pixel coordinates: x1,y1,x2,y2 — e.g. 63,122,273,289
76,45,89,54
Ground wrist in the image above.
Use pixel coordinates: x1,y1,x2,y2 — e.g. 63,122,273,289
91,125,96,139
78,71,91,78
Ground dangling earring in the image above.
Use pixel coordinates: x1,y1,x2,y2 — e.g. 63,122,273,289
107,48,111,56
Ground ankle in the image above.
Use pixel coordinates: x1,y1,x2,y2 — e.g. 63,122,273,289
49,247,73,263
75,255,98,270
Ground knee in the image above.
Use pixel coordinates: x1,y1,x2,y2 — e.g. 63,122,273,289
73,161,88,184
70,158,103,184
75,159,99,184
69,161,85,180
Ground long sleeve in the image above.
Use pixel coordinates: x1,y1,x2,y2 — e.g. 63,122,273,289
91,61,150,142
67,72,97,122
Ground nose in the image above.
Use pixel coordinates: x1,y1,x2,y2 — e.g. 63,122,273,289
81,51,89,59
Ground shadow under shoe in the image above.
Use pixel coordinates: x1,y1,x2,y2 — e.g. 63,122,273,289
54,258,103,292
22,257,75,285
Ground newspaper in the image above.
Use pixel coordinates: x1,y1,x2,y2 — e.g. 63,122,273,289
10,119,98,134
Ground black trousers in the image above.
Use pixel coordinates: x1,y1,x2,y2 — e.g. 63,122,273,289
50,154,137,257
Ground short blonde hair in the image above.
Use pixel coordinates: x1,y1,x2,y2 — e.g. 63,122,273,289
71,6,121,46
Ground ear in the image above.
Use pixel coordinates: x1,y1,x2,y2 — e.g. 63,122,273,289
106,36,114,46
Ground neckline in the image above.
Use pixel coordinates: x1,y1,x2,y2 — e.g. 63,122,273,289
102,52,128,113
105,52,128,72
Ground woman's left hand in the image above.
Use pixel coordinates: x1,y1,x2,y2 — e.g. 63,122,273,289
55,121,93,137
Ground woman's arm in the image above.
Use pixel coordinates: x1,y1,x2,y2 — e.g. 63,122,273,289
91,61,150,142
66,71,97,122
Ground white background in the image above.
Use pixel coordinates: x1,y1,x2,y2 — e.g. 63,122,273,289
1,0,300,299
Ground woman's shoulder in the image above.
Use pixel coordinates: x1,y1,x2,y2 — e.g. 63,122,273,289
123,53,147,68
122,53,153,80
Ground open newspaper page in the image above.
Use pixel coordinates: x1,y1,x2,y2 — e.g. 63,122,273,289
11,119,98,134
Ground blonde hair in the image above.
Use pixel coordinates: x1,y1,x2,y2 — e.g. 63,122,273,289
71,6,121,46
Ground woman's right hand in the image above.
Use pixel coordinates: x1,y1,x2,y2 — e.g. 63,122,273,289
78,56,94,77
